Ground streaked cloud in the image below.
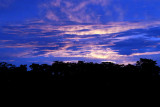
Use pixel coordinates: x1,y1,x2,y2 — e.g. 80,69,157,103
1,0,160,65
40,0,111,23
130,51,160,56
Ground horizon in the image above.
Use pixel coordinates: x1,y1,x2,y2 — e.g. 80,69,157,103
1,58,160,68
0,0,160,66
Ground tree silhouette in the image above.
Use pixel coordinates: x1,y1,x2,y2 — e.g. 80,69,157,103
136,58,159,75
0,58,159,91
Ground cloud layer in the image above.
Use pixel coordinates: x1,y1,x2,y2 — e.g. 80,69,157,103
0,0,160,65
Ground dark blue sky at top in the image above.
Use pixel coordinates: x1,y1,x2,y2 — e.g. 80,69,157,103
1,0,160,23
0,0,160,66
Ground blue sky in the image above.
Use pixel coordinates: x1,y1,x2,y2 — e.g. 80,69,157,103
0,0,160,65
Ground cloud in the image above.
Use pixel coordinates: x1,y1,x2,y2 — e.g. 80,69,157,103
39,0,111,23
1,19,160,65
46,11,59,21
51,0,61,7
130,51,160,56
2,0,160,65
42,44,125,61
0,40,13,43
37,0,160,25
59,21,160,35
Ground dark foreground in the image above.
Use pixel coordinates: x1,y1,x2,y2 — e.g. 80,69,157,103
0,58,160,99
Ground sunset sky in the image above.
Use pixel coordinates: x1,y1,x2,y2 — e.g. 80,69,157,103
0,0,160,65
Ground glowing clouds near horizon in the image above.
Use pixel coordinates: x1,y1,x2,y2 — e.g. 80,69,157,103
1,0,160,65
1,20,160,64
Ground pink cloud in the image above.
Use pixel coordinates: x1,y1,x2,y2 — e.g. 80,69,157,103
46,11,59,21
0,40,13,43
130,51,160,56
40,0,110,23
51,0,61,7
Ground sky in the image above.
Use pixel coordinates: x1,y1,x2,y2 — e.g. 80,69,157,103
0,0,160,65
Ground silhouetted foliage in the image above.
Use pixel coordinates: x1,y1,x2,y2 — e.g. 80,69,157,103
0,58,160,92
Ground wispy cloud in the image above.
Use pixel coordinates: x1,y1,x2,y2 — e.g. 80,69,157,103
40,0,111,23
130,51,160,56
46,11,59,21
1,0,160,65
4,20,160,36
1,19,160,64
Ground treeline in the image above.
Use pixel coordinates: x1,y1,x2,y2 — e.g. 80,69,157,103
0,58,160,90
